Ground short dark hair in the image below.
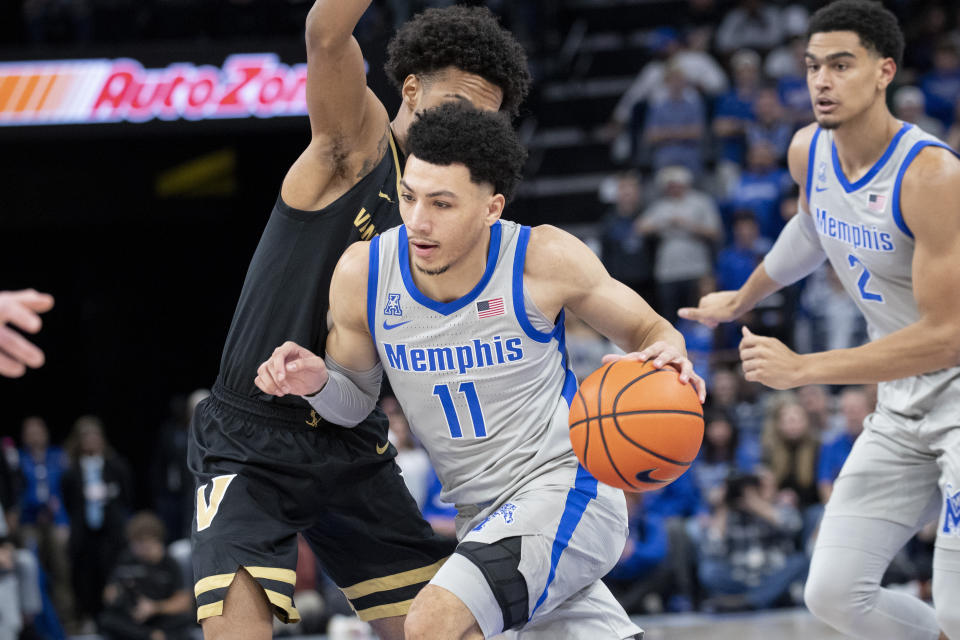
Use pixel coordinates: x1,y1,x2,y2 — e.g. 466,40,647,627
385,6,531,117
406,103,527,202
808,0,904,68
126,511,166,544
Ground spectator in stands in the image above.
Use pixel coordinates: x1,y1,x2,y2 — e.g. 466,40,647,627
893,86,945,139
152,390,205,543
920,39,960,129
420,469,456,542
19,416,73,627
707,370,764,472
798,264,868,353
0,460,44,640
725,140,793,242
713,49,763,183
766,36,814,126
603,492,671,615
676,275,718,386
762,394,820,511
715,210,770,292
698,470,807,612
638,166,722,322
600,171,650,299
715,0,785,55
62,415,134,630
817,386,873,504
99,512,193,640
692,409,752,502
745,86,794,162
796,384,839,436
948,100,960,151
382,395,431,509
563,313,613,382
641,60,707,177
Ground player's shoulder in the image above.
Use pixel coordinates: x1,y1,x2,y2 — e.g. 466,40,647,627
901,143,960,190
526,225,583,271
787,123,819,182
332,241,373,293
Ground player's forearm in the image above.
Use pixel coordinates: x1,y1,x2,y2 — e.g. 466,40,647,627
634,317,686,357
795,318,960,385
731,264,782,315
306,0,372,52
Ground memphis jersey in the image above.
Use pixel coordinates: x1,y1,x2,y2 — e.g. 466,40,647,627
807,122,960,420
368,220,579,507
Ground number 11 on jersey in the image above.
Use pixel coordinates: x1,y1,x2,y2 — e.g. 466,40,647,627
433,382,487,438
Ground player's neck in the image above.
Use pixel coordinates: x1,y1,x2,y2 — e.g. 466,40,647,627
831,104,901,182
391,110,413,155
410,228,491,303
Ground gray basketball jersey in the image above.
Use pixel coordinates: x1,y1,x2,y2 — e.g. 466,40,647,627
806,122,960,421
368,220,579,507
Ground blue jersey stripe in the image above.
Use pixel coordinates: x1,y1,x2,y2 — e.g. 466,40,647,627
512,225,554,343
891,140,960,240
529,464,599,620
367,235,380,341
806,127,820,209
398,221,502,316
832,122,912,193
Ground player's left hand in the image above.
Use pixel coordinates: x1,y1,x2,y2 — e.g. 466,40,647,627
739,326,804,389
603,342,706,403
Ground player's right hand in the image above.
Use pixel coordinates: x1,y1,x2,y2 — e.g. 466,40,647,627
0,289,54,378
677,290,743,328
255,341,329,397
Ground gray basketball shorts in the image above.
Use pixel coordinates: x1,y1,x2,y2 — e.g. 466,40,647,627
429,467,643,639
824,406,960,553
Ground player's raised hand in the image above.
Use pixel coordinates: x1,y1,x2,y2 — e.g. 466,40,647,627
0,289,55,378
255,341,329,397
677,290,744,328
739,326,804,390
603,342,706,403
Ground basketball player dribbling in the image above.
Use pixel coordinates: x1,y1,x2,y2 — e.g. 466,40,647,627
187,4,530,639
679,2,960,638
255,104,705,639
0,289,53,378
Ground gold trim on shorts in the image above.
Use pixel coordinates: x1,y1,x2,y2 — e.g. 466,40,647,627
194,566,300,623
342,556,449,621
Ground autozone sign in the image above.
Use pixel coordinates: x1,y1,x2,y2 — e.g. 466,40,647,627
0,53,308,126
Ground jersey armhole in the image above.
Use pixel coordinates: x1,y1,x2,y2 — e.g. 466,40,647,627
892,141,960,240
367,235,380,341
805,127,821,210
512,226,558,344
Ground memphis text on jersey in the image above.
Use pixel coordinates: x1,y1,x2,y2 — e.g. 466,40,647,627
383,335,524,375
814,207,895,253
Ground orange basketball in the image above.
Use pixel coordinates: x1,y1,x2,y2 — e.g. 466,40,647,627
568,359,704,492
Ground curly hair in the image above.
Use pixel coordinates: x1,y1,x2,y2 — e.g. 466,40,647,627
406,103,527,202
385,5,531,117
808,0,904,67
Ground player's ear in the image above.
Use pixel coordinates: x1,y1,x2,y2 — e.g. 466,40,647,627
401,74,423,111
485,193,505,225
877,57,896,91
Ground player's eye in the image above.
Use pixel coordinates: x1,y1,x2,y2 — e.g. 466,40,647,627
434,201,450,209
401,193,414,202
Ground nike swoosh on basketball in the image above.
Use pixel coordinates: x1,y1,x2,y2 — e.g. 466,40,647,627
376,442,390,455
383,320,411,330
635,469,669,484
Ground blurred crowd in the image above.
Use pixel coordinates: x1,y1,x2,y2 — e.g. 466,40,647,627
5,0,960,637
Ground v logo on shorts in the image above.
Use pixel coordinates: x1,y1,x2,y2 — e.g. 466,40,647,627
196,474,237,532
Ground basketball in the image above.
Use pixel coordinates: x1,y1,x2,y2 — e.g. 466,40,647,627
569,359,704,492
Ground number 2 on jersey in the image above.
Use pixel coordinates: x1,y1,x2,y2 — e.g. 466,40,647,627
847,254,884,303
433,382,487,438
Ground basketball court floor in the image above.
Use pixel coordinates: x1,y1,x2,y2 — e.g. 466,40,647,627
632,608,848,639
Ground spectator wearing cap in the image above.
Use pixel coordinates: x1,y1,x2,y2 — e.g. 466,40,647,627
637,166,721,323
893,86,945,139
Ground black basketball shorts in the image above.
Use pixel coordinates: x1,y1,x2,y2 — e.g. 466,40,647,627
188,383,455,623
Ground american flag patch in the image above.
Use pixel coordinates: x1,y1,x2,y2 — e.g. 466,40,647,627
476,297,505,319
868,193,887,212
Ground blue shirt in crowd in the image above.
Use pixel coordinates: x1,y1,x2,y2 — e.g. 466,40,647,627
817,431,858,485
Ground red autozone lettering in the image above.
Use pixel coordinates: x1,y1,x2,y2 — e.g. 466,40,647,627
89,54,308,123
